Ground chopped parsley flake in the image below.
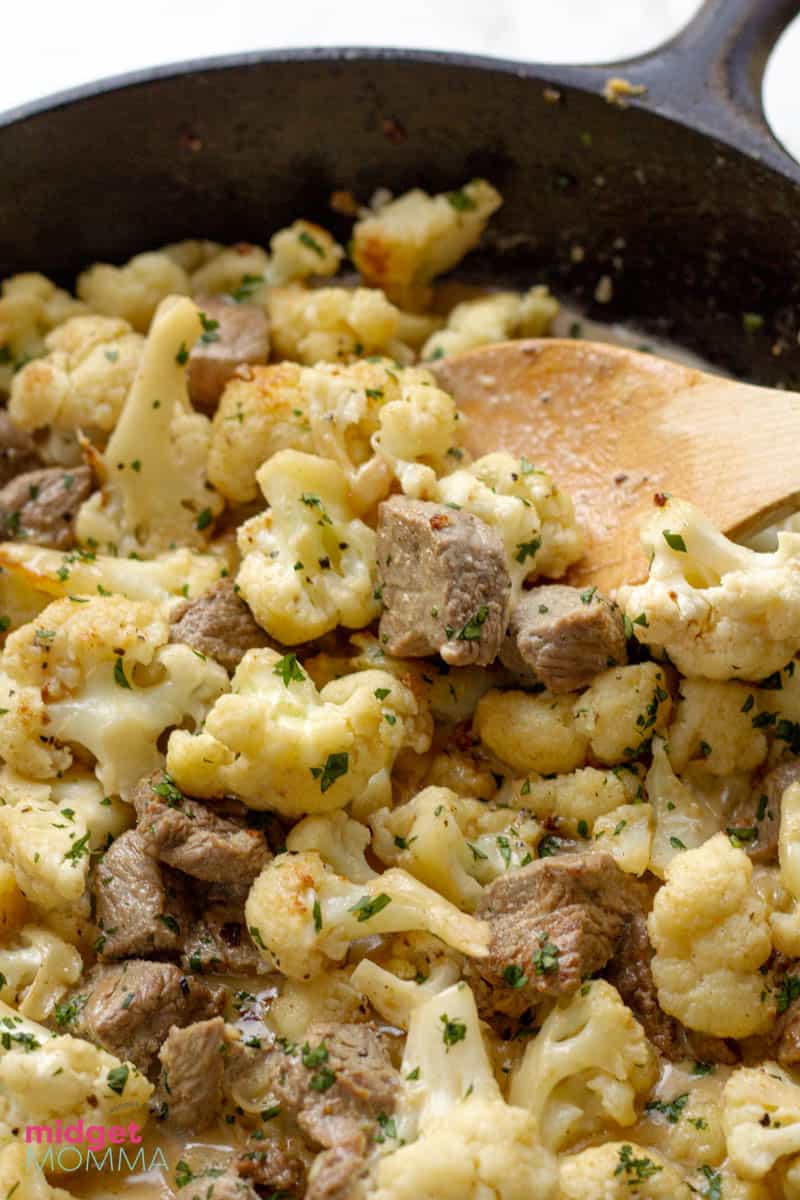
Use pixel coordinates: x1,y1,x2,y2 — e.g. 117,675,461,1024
349,893,391,922
311,751,349,793
273,653,306,686
662,529,687,552
439,1013,467,1048
113,656,131,689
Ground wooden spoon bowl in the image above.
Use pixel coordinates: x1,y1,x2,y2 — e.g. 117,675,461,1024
433,339,800,591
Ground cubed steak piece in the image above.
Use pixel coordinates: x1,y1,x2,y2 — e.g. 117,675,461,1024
169,577,274,673
249,1022,399,1200
156,1017,229,1129
605,911,736,1064
93,830,190,960
728,760,800,867
0,410,41,487
377,495,511,667
132,770,271,883
182,882,272,976
467,852,645,1019
234,1135,308,1197
0,465,92,549
188,295,269,414
500,584,627,693
72,959,225,1075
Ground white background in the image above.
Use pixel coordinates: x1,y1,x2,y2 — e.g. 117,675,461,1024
2,0,799,161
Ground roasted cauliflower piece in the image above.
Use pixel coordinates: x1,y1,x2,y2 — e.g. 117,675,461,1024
352,179,502,306
167,649,431,816
0,596,227,797
208,358,462,510
267,284,403,364
235,449,380,643
0,273,86,393
619,496,800,680
9,315,143,446
573,662,671,764
421,286,559,361
559,1142,692,1199
510,979,657,1152
76,295,224,556
723,1063,800,1181
76,251,190,331
369,785,541,910
370,981,558,1200
244,851,489,980
648,832,773,1037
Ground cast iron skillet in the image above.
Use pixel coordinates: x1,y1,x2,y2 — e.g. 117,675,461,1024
1,0,800,384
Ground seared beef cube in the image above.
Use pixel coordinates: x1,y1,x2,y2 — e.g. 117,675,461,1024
93,830,190,960
605,911,736,1064
182,882,271,976
0,410,41,486
235,1135,308,1196
74,960,225,1074
169,578,274,673
728,760,800,867
467,852,644,1019
157,1017,229,1129
377,496,511,667
0,465,92,549
260,1022,398,1148
500,584,627,693
132,770,270,883
306,1145,366,1200
198,1172,258,1200
188,296,269,414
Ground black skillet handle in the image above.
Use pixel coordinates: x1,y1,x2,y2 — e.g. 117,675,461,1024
586,0,800,177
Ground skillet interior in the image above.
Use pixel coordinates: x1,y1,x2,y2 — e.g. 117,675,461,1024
1,49,800,384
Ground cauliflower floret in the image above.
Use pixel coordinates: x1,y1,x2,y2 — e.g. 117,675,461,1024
0,770,132,917
421,286,559,361
509,980,657,1152
9,315,143,446
618,497,800,681
475,689,588,775
0,596,227,796
593,803,654,875
167,649,431,816
0,1000,152,1150
558,1142,692,1199
501,765,644,827
435,451,583,590
305,631,500,727
0,926,82,1021
0,542,224,611
161,238,224,274
208,358,463,511
352,179,502,307
267,283,403,364
723,1063,800,1180
286,810,376,883
0,273,85,392
370,981,558,1200
236,450,379,643
76,295,224,556
267,220,344,285
76,251,190,331
648,832,772,1037
244,851,489,980
369,785,541,910
189,242,269,296
573,663,671,764
667,679,768,775
770,781,800,955
350,951,462,1029
646,736,721,878
0,1144,76,1199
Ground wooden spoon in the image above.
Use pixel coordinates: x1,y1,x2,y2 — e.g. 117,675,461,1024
432,338,800,592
